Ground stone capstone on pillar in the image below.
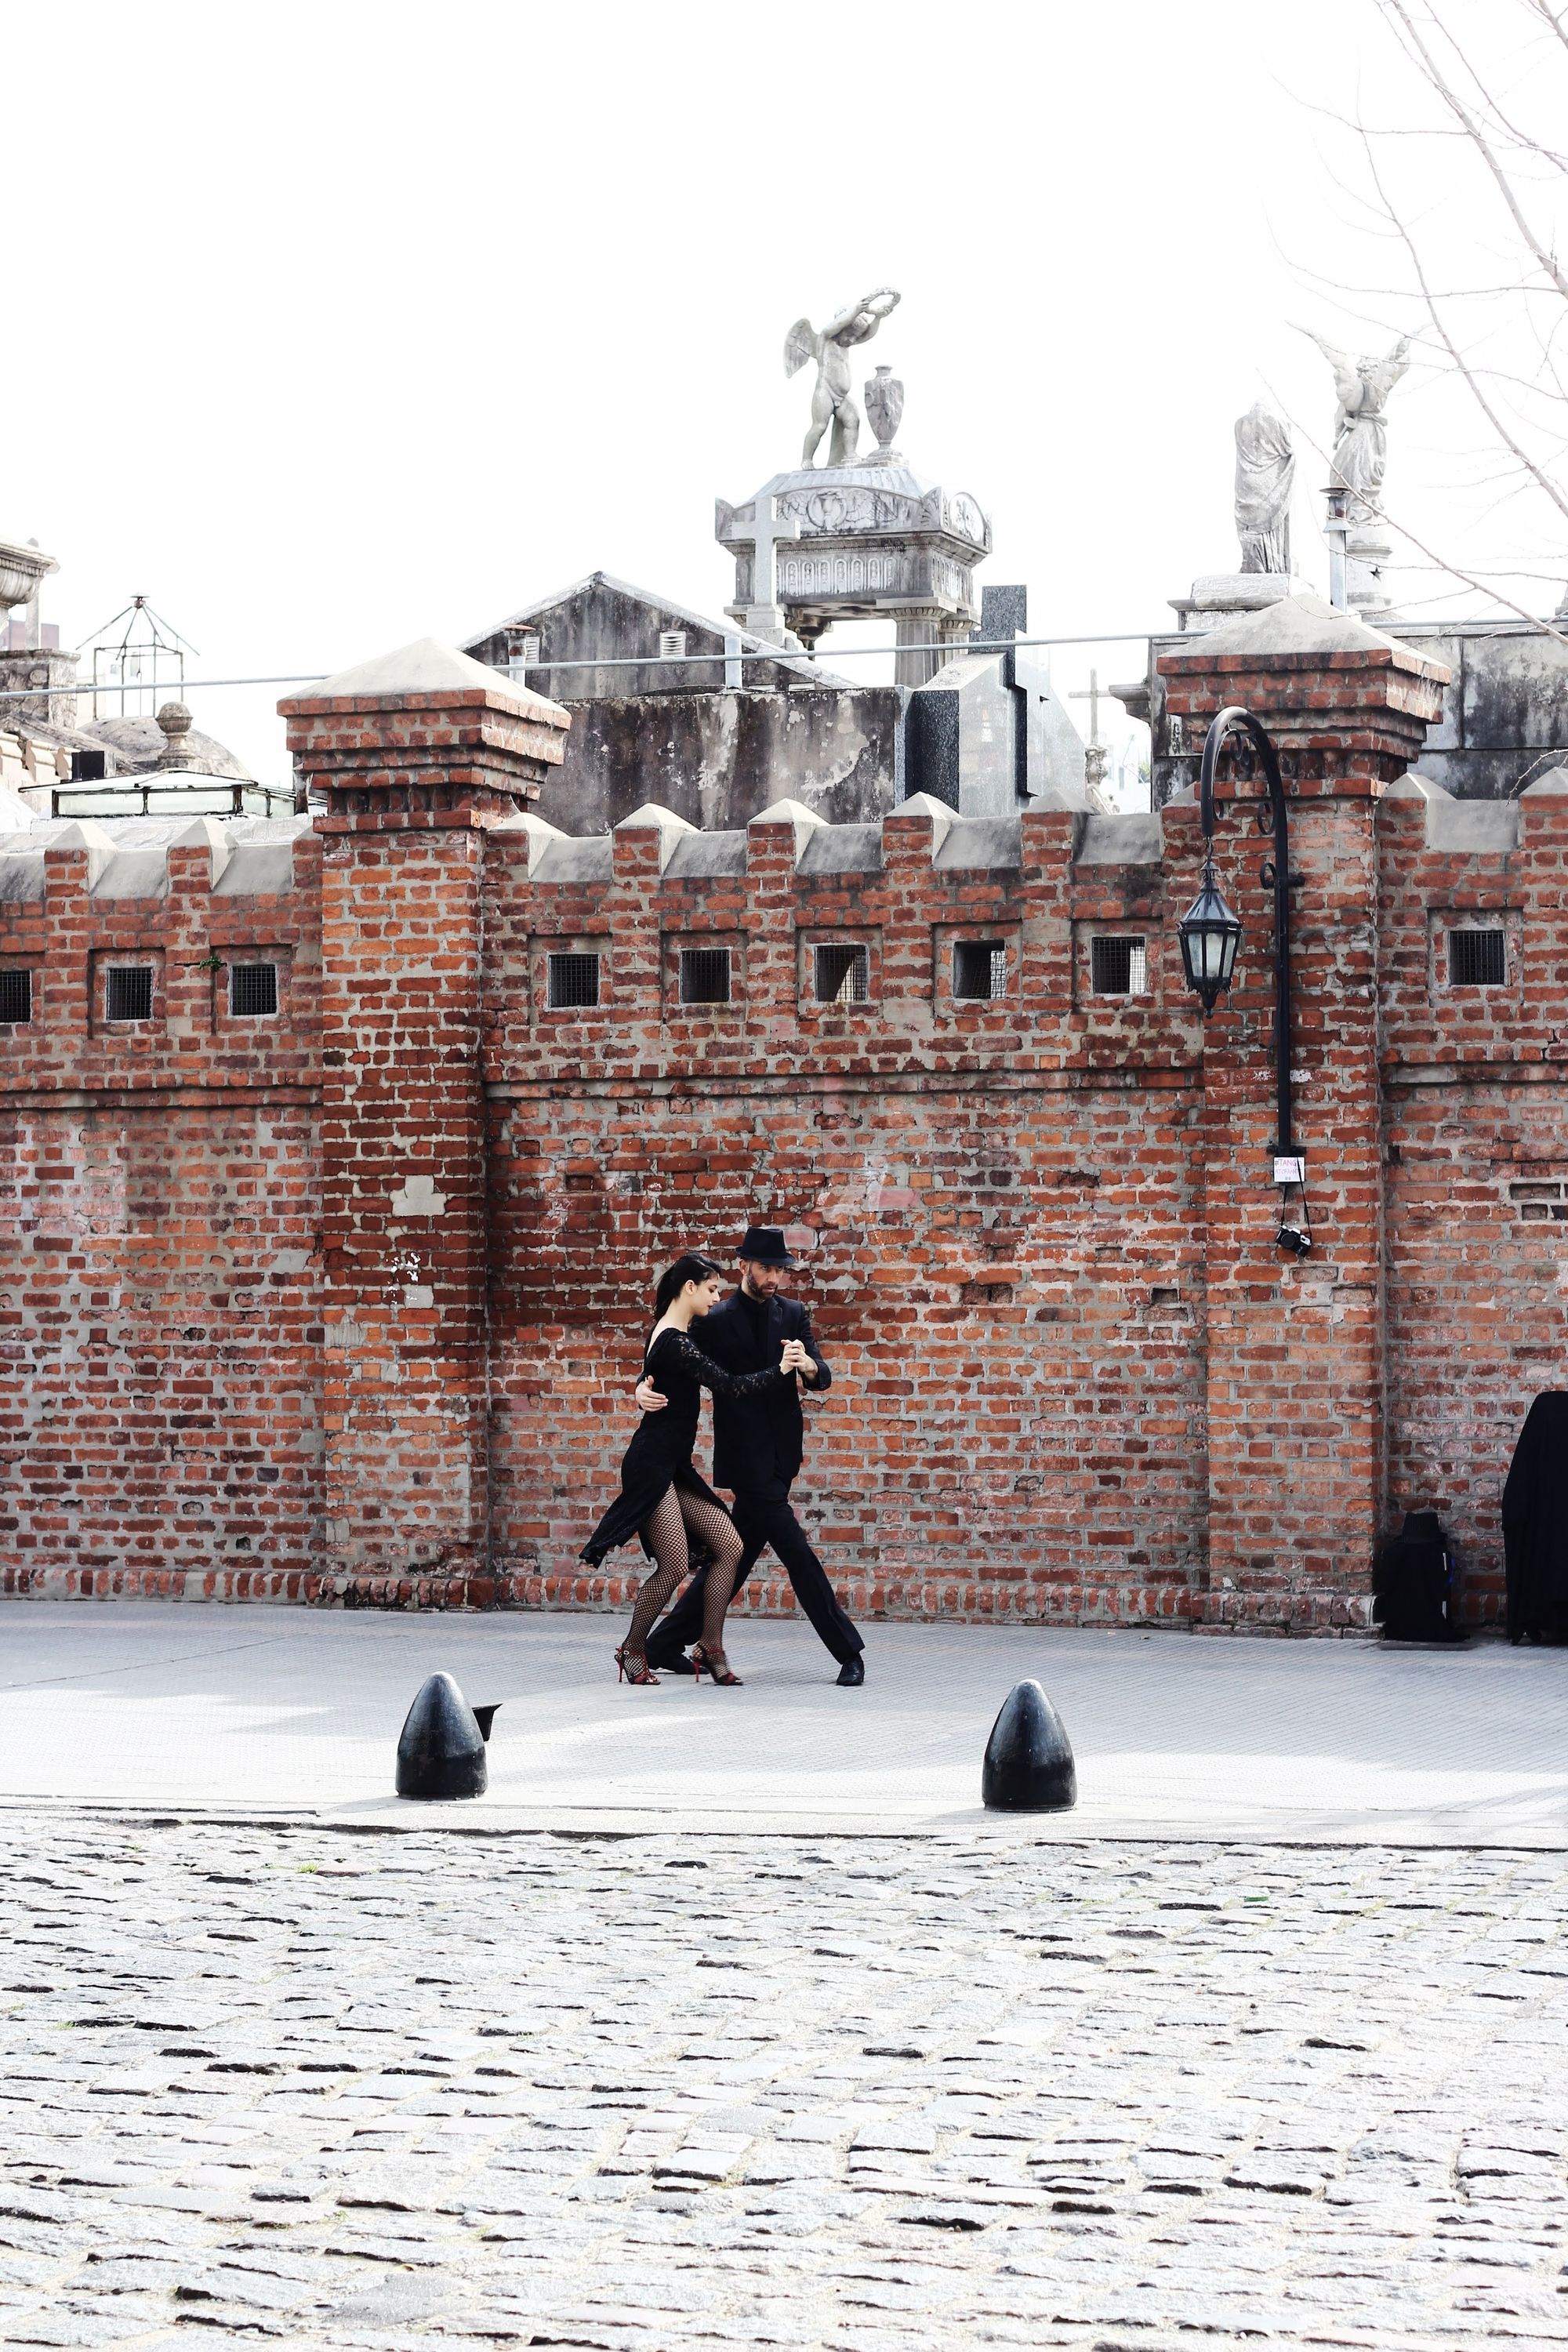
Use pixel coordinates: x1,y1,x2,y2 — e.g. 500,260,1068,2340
281,637,569,827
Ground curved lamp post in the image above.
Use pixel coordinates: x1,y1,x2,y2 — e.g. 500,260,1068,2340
1177,704,1299,1160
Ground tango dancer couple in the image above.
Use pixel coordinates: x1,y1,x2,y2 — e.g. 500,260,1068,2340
580,1228,866,1689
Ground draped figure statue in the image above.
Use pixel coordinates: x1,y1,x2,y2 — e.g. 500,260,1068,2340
1234,404,1295,574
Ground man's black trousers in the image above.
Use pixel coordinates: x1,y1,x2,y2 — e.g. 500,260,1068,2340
644,1489,863,1666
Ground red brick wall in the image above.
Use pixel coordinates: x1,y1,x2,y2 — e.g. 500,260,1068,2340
482,800,1210,1624
5,625,1565,1631
1,822,325,1597
1158,634,1447,1628
1377,774,1568,1624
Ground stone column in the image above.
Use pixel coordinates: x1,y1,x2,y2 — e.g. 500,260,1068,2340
281,641,568,1603
894,612,972,690
1157,600,1447,1630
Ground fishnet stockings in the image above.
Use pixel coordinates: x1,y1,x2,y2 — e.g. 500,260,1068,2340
624,1485,744,1661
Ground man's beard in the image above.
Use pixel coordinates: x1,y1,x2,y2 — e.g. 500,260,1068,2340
742,1272,780,1301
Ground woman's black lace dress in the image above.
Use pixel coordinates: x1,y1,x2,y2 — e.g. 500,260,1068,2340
580,1326,783,1568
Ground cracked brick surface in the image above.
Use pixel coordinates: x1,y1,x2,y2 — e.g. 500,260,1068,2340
1,1819,1566,2347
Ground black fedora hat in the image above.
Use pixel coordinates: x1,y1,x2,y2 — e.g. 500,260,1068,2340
738,1225,795,1266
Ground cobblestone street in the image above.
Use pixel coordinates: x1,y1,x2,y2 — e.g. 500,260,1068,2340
2,1817,1566,2350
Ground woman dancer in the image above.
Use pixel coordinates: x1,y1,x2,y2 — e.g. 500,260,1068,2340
582,1252,807,1686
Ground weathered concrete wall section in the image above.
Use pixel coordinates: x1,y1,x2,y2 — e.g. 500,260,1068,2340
536,689,898,836
463,572,898,836
1399,622,1568,802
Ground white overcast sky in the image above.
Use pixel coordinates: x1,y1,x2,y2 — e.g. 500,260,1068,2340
6,0,1564,791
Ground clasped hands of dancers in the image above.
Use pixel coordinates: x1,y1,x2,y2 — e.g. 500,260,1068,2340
580,1227,866,1689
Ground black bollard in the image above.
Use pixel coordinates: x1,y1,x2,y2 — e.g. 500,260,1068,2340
982,1679,1076,1813
395,1672,488,1801
471,1704,501,1744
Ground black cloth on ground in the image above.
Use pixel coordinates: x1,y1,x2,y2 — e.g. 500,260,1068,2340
579,1327,782,1569
1502,1390,1568,1642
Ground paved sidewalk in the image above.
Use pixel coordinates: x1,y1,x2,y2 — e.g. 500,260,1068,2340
5,1608,1568,2347
2,1601,1566,1843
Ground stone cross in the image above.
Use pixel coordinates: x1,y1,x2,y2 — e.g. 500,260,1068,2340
1070,670,1112,804
1070,669,1109,747
739,494,801,641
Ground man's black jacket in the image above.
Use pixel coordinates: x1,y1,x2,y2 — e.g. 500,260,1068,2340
696,1290,829,1492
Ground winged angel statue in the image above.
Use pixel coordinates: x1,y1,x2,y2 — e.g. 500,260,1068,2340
785,289,900,468
1304,330,1412,523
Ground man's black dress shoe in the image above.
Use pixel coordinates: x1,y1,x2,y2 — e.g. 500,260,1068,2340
836,1657,866,1686
648,1653,699,1676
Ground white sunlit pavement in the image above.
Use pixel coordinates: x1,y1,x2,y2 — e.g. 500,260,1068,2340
2,1600,1566,1844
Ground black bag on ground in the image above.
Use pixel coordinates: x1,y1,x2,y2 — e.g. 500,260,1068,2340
1374,1509,1464,1642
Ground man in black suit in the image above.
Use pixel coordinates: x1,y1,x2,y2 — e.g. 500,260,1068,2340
637,1228,866,1685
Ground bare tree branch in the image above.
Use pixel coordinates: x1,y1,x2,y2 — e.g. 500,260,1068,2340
1376,0,1568,299
1359,133,1568,524
1261,376,1568,644
1406,0,1568,172
1523,0,1568,66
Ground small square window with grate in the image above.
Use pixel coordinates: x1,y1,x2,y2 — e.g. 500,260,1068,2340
547,950,601,1010
0,971,32,1023
105,966,152,1022
1448,927,1506,986
658,630,688,660
1091,935,1148,996
954,939,1007,1001
679,947,731,1004
814,942,869,1004
229,962,278,1018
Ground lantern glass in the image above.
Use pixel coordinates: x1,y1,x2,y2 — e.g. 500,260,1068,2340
1178,855,1243,1013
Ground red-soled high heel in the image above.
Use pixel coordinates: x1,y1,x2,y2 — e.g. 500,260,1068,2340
691,1642,743,1686
615,1646,660,1686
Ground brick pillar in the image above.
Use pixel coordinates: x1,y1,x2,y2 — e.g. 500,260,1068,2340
1158,601,1448,1631
281,641,568,1602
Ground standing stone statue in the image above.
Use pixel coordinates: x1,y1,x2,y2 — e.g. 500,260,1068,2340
1234,403,1295,574
1305,330,1412,524
784,289,901,468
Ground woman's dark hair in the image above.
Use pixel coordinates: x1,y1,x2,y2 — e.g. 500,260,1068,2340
654,1252,724,1319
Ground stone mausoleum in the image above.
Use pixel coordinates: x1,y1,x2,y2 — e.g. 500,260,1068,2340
4,314,1568,1633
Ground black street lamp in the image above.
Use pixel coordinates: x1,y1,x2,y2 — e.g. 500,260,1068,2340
1177,853,1243,1013
1177,704,1299,1160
